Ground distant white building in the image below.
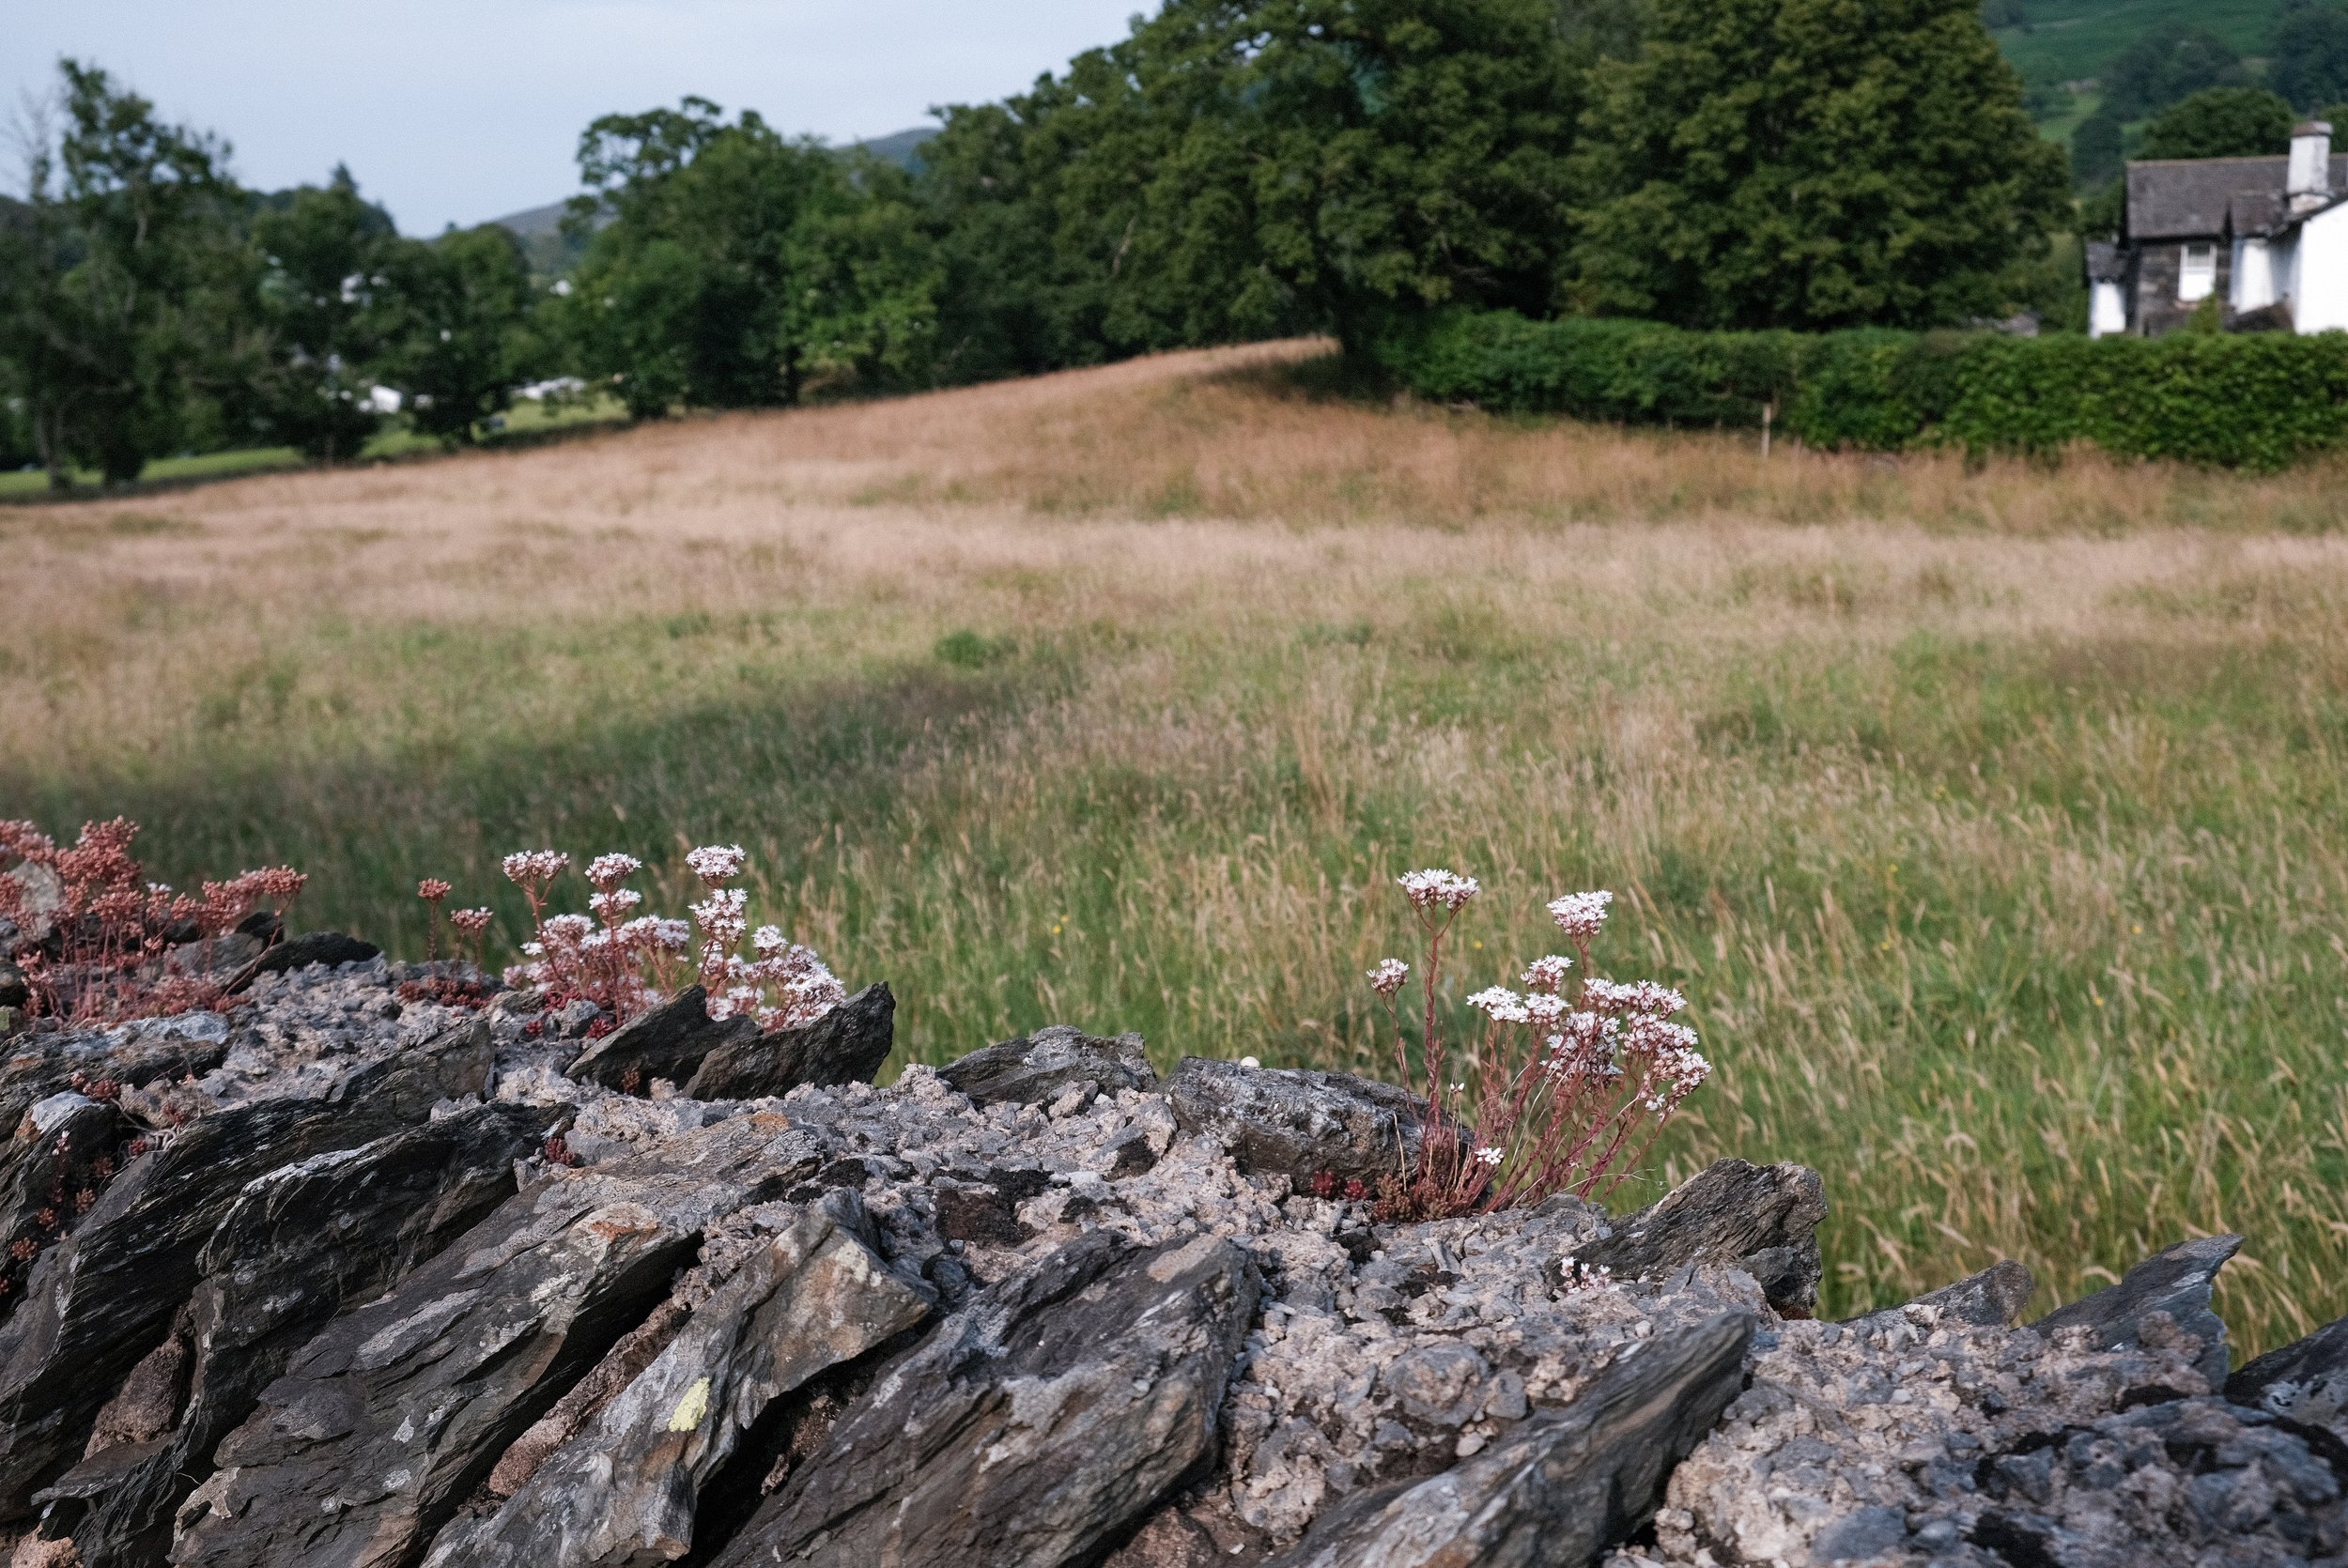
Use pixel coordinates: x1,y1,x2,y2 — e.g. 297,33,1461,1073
363,386,404,414
2091,120,2348,336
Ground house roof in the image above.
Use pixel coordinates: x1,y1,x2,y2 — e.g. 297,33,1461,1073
2126,153,2348,239
2084,240,2126,284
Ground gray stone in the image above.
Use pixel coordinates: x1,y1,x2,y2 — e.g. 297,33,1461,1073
684,982,894,1100
1166,1056,1426,1187
0,1022,501,1522
1579,1160,1829,1315
39,1104,552,1567
566,985,757,1093
1847,1260,2035,1330
2227,1312,2348,1438
2032,1234,2241,1385
709,1229,1259,1568
171,1115,822,1568
240,930,380,983
1265,1314,1753,1568
419,1189,934,1568
939,1024,1158,1107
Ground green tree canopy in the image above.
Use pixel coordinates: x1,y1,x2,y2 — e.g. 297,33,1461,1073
1,60,242,486
244,167,395,459
2138,87,2295,161
372,224,538,444
2099,24,2247,122
1566,0,2068,331
2271,3,2348,113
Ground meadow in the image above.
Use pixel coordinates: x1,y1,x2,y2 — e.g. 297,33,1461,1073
4,340,2346,1349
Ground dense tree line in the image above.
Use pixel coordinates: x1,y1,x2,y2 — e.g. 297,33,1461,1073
2,0,2071,486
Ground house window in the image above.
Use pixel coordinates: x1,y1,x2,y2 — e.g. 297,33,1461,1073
2179,242,2217,302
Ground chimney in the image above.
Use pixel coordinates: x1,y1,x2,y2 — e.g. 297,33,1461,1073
2289,120,2333,212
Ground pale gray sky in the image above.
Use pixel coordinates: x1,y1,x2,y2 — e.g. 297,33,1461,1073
1,1,1147,233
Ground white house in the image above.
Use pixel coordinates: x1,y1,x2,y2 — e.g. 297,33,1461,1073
2092,120,2348,337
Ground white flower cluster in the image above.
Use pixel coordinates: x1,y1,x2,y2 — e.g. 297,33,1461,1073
1467,986,1532,1023
1473,1145,1505,1166
501,850,569,889
496,841,842,1036
586,853,643,888
685,844,748,886
1398,868,1480,913
1367,957,1411,998
1546,890,1613,942
1521,954,1573,992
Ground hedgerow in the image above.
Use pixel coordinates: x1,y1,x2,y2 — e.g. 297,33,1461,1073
1371,309,2348,469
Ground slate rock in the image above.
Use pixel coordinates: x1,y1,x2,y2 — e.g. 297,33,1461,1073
1264,1313,1754,1568
419,1189,935,1568
939,1024,1157,1107
710,1229,1259,1568
245,930,380,979
0,1024,501,1522
171,1115,823,1568
2229,1312,2348,1437
0,963,24,1010
1166,1057,1426,1187
1847,1260,2035,1330
2033,1234,2242,1386
934,1179,1028,1246
37,1103,553,1567
567,985,757,1092
684,982,895,1100
1579,1159,1829,1315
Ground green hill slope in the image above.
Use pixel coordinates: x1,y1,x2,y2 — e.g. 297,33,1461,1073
1991,0,2284,86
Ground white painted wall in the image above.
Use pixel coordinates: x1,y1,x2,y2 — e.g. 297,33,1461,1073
2290,205,2348,331
2091,281,2128,337
2232,238,2276,311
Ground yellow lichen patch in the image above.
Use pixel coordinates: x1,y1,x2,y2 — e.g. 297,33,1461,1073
668,1376,712,1433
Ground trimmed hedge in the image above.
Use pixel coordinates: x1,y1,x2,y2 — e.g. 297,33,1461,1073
1371,309,2348,469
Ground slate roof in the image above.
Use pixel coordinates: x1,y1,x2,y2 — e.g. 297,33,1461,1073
2128,154,2348,239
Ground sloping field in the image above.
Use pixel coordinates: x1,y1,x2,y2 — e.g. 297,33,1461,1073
6,341,2347,1344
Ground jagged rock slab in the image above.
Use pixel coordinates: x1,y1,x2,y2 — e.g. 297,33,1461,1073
31,1103,555,1567
939,1024,1157,1107
1579,1160,1828,1315
567,985,757,1092
0,1092,124,1276
421,1188,935,1568
1846,1260,2035,1331
0,1021,499,1521
1268,1313,1753,1568
1166,1057,1424,1187
171,1114,823,1568
710,1229,1259,1568
2229,1312,2348,1437
685,982,894,1100
2033,1233,2241,1386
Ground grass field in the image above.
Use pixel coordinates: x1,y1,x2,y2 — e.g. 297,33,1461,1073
5,340,2346,1350
0,394,628,500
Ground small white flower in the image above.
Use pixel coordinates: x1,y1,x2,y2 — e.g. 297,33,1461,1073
1522,954,1573,992
1367,957,1411,997
1473,1145,1504,1166
1547,890,1614,941
1398,869,1480,912
586,852,642,888
1467,987,1530,1024
685,844,748,885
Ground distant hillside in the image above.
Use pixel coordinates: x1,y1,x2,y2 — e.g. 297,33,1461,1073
1991,0,2284,86
488,126,936,277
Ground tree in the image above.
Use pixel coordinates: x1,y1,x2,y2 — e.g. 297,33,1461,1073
0,61,240,487
560,100,839,413
2098,25,2246,123
1566,0,2069,331
373,224,536,444
2071,108,2125,190
2137,87,2294,161
1006,0,1590,352
245,167,397,459
2271,3,2348,113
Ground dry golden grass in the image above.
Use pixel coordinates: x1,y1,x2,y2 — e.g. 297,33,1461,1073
6,341,2347,1349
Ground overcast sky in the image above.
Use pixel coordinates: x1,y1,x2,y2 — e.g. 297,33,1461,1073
0,0,1147,233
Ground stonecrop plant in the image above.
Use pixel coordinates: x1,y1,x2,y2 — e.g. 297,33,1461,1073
0,818,307,1023
1370,870,1709,1220
483,842,842,1031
